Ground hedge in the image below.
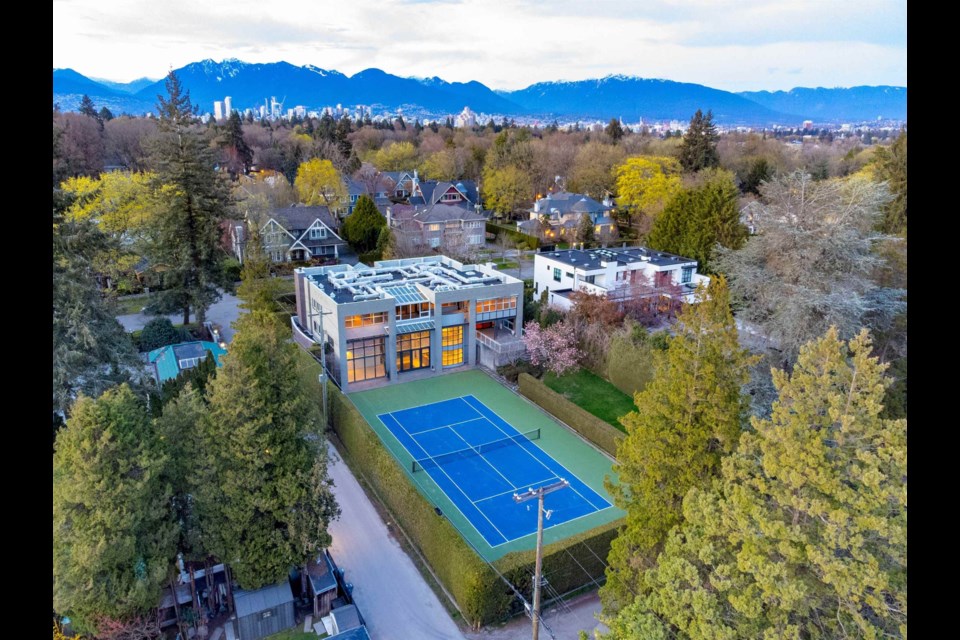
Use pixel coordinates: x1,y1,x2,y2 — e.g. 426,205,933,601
327,381,623,628
518,373,625,457
486,221,540,249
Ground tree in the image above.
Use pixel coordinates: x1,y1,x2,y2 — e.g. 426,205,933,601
714,171,905,365
606,118,625,143
577,213,596,246
569,141,625,198
646,169,747,273
482,165,533,219
871,130,907,236
372,141,418,171
601,278,756,613
53,386,178,635
341,194,385,253
194,310,339,589
219,111,253,179
678,109,720,173
294,157,346,214
138,317,184,351
613,156,683,230
147,71,231,326
609,328,907,639
98,106,115,122
236,225,284,314
79,94,99,121
53,201,145,419
522,319,581,376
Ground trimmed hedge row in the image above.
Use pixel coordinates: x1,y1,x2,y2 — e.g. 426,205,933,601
327,385,510,627
486,221,541,249
518,373,625,457
327,381,623,628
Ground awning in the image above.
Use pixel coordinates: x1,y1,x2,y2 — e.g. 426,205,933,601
393,321,435,335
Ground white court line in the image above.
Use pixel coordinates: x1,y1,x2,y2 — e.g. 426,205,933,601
472,477,559,505
379,412,511,545
461,395,611,511
447,427,522,490
408,416,488,437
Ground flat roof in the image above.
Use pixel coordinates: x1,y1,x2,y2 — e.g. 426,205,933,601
538,246,697,270
234,582,294,618
302,257,517,304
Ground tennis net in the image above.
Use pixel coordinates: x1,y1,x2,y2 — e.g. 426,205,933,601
411,428,541,473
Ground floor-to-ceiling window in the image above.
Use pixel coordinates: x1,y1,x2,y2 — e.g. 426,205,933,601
396,330,431,372
346,336,386,383
441,325,464,367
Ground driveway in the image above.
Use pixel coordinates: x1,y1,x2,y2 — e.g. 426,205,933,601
325,442,465,640
115,290,244,343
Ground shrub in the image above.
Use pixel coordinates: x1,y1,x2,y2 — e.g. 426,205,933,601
138,318,184,352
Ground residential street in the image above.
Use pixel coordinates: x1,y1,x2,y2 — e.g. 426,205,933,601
115,290,244,343
325,442,466,640
465,591,607,640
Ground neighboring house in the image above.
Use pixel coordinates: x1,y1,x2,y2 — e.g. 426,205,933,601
224,218,246,262
260,205,347,263
409,179,480,209
387,203,486,251
532,246,710,311
233,582,296,640
291,255,525,392
148,341,227,384
518,191,617,242
381,170,418,199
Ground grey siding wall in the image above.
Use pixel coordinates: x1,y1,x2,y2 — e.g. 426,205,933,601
236,601,295,640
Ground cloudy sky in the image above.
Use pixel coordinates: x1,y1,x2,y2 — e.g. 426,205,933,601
53,0,906,92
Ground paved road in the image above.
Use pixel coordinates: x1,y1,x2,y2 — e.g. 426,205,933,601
115,291,244,343
325,442,466,640
465,591,607,640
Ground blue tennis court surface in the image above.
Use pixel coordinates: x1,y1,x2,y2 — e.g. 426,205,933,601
378,395,612,547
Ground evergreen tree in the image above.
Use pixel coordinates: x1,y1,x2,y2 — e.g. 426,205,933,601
53,385,178,635
236,225,284,314
872,130,907,236
53,199,145,419
577,213,595,246
79,94,99,120
194,310,339,589
608,328,907,639
678,109,720,172
220,111,253,179
605,118,625,143
647,169,747,274
98,106,115,122
147,71,231,326
601,277,756,613
342,194,385,253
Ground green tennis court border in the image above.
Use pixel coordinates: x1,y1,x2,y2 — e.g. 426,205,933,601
348,369,625,562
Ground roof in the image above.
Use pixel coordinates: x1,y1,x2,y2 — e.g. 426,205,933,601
147,341,227,383
299,256,518,304
533,191,610,216
538,246,698,270
306,552,337,596
269,205,339,232
234,582,294,618
425,180,478,205
331,604,361,632
392,203,484,225
329,627,371,640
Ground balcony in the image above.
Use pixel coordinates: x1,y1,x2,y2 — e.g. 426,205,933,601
476,326,525,356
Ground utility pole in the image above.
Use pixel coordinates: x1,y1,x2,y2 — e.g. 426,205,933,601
513,479,569,640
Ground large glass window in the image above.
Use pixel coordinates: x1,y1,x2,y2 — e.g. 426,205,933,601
441,325,464,367
681,266,693,284
346,337,386,383
396,302,433,320
396,330,431,372
345,312,388,328
475,297,517,314
553,268,562,282
441,300,468,314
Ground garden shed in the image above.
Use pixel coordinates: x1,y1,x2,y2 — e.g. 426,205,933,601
233,582,295,640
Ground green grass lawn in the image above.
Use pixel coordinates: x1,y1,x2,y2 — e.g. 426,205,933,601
112,294,153,315
264,629,326,640
542,368,635,432
491,258,519,270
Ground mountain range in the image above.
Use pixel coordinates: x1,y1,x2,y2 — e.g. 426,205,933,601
53,59,907,125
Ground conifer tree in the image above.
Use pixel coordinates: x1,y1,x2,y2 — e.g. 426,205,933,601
606,328,907,639
53,386,178,634
678,109,720,173
194,310,339,589
601,277,756,613
342,194,385,253
577,212,595,246
147,71,231,326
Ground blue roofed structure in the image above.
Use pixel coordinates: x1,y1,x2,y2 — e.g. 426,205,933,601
148,341,227,384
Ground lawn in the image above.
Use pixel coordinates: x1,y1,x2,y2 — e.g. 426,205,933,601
542,368,635,432
112,293,153,315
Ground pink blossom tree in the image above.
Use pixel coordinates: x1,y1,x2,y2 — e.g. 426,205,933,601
523,319,582,376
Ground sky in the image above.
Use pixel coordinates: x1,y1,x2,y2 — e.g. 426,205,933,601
53,0,907,92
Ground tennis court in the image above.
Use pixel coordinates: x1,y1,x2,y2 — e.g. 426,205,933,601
378,395,612,547
350,370,623,561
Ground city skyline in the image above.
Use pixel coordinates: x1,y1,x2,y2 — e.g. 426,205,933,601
54,0,907,93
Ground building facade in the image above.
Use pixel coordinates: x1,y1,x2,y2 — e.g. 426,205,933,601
533,246,710,311
259,205,347,263
518,191,617,242
292,256,525,392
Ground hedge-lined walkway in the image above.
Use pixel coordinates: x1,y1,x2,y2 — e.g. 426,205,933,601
348,369,624,563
